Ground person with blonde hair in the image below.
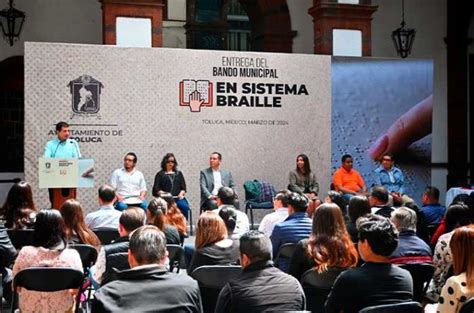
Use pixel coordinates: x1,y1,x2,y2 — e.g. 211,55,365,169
187,211,239,275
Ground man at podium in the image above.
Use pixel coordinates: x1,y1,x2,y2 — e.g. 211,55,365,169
43,121,81,207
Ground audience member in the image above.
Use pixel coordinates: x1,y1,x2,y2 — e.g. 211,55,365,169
92,226,202,312
0,220,17,304
333,154,367,201
213,187,249,239
0,181,36,230
425,225,474,313
288,154,320,216
288,203,358,281
346,195,371,243
271,192,312,272
60,199,101,247
215,231,306,313
200,152,239,210
92,207,146,286
161,193,188,240
374,153,413,205
110,152,148,211
325,190,348,215
146,198,180,245
258,190,291,238
421,186,446,226
218,206,238,239
325,215,413,313
389,207,432,264
85,184,121,230
152,153,190,219
187,211,240,275
12,209,83,312
405,202,431,244
426,203,474,302
369,185,394,218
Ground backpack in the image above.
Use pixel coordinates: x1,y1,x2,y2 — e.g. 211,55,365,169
243,180,261,201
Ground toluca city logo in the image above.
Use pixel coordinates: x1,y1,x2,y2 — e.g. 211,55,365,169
68,75,104,119
179,79,213,112
45,162,51,169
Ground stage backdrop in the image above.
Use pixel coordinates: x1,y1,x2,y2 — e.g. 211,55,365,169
24,42,332,214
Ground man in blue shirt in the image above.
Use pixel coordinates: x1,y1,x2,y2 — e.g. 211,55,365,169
44,121,81,158
420,186,446,226
374,153,412,206
271,192,312,272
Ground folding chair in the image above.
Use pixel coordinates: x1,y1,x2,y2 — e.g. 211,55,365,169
6,229,34,250
11,267,84,312
300,267,345,313
93,228,120,245
358,301,423,313
70,244,98,306
399,263,435,302
191,265,242,313
167,244,184,273
274,243,297,269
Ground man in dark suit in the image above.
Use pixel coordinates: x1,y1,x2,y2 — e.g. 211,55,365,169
200,152,239,210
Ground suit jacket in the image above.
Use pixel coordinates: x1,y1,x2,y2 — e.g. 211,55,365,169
200,167,235,207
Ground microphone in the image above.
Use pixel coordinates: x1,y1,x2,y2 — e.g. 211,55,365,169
52,141,61,158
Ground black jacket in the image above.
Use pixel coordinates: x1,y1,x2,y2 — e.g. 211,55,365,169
102,236,129,285
215,260,306,313
92,265,202,313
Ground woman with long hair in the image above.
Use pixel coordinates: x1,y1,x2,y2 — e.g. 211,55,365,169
289,203,358,281
425,225,474,313
289,154,320,216
161,193,188,240
187,211,239,275
146,198,181,245
0,181,37,229
152,153,190,219
426,203,474,302
12,209,83,312
346,195,371,243
60,199,100,248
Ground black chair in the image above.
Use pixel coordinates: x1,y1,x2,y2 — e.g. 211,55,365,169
245,201,273,229
6,229,34,250
69,244,98,307
167,244,184,273
244,180,276,229
399,263,435,302
358,301,423,313
300,267,345,313
460,297,474,313
93,228,120,245
274,243,297,269
11,267,84,312
191,265,242,313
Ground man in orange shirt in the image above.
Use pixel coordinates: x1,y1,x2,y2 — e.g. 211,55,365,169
333,154,368,201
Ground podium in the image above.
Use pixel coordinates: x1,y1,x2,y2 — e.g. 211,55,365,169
39,158,95,209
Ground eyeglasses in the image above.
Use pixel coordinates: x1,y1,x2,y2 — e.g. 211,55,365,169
382,158,392,162
124,158,134,162
167,160,175,164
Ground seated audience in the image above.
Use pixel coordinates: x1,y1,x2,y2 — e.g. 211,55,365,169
426,203,474,302
146,198,180,245
187,211,240,275
271,192,312,272
425,225,474,313
152,153,191,219
92,226,202,312
389,207,432,264
218,206,238,239
288,203,358,281
325,190,348,215
0,220,17,304
333,154,367,201
215,231,305,313
60,199,101,247
325,215,413,313
213,187,249,239
369,185,394,218
405,202,431,244
374,153,413,205
347,195,371,243
258,190,291,238
288,154,320,216
85,184,121,230
0,181,37,230
421,186,446,226
12,209,83,312
92,207,146,286
161,193,188,240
